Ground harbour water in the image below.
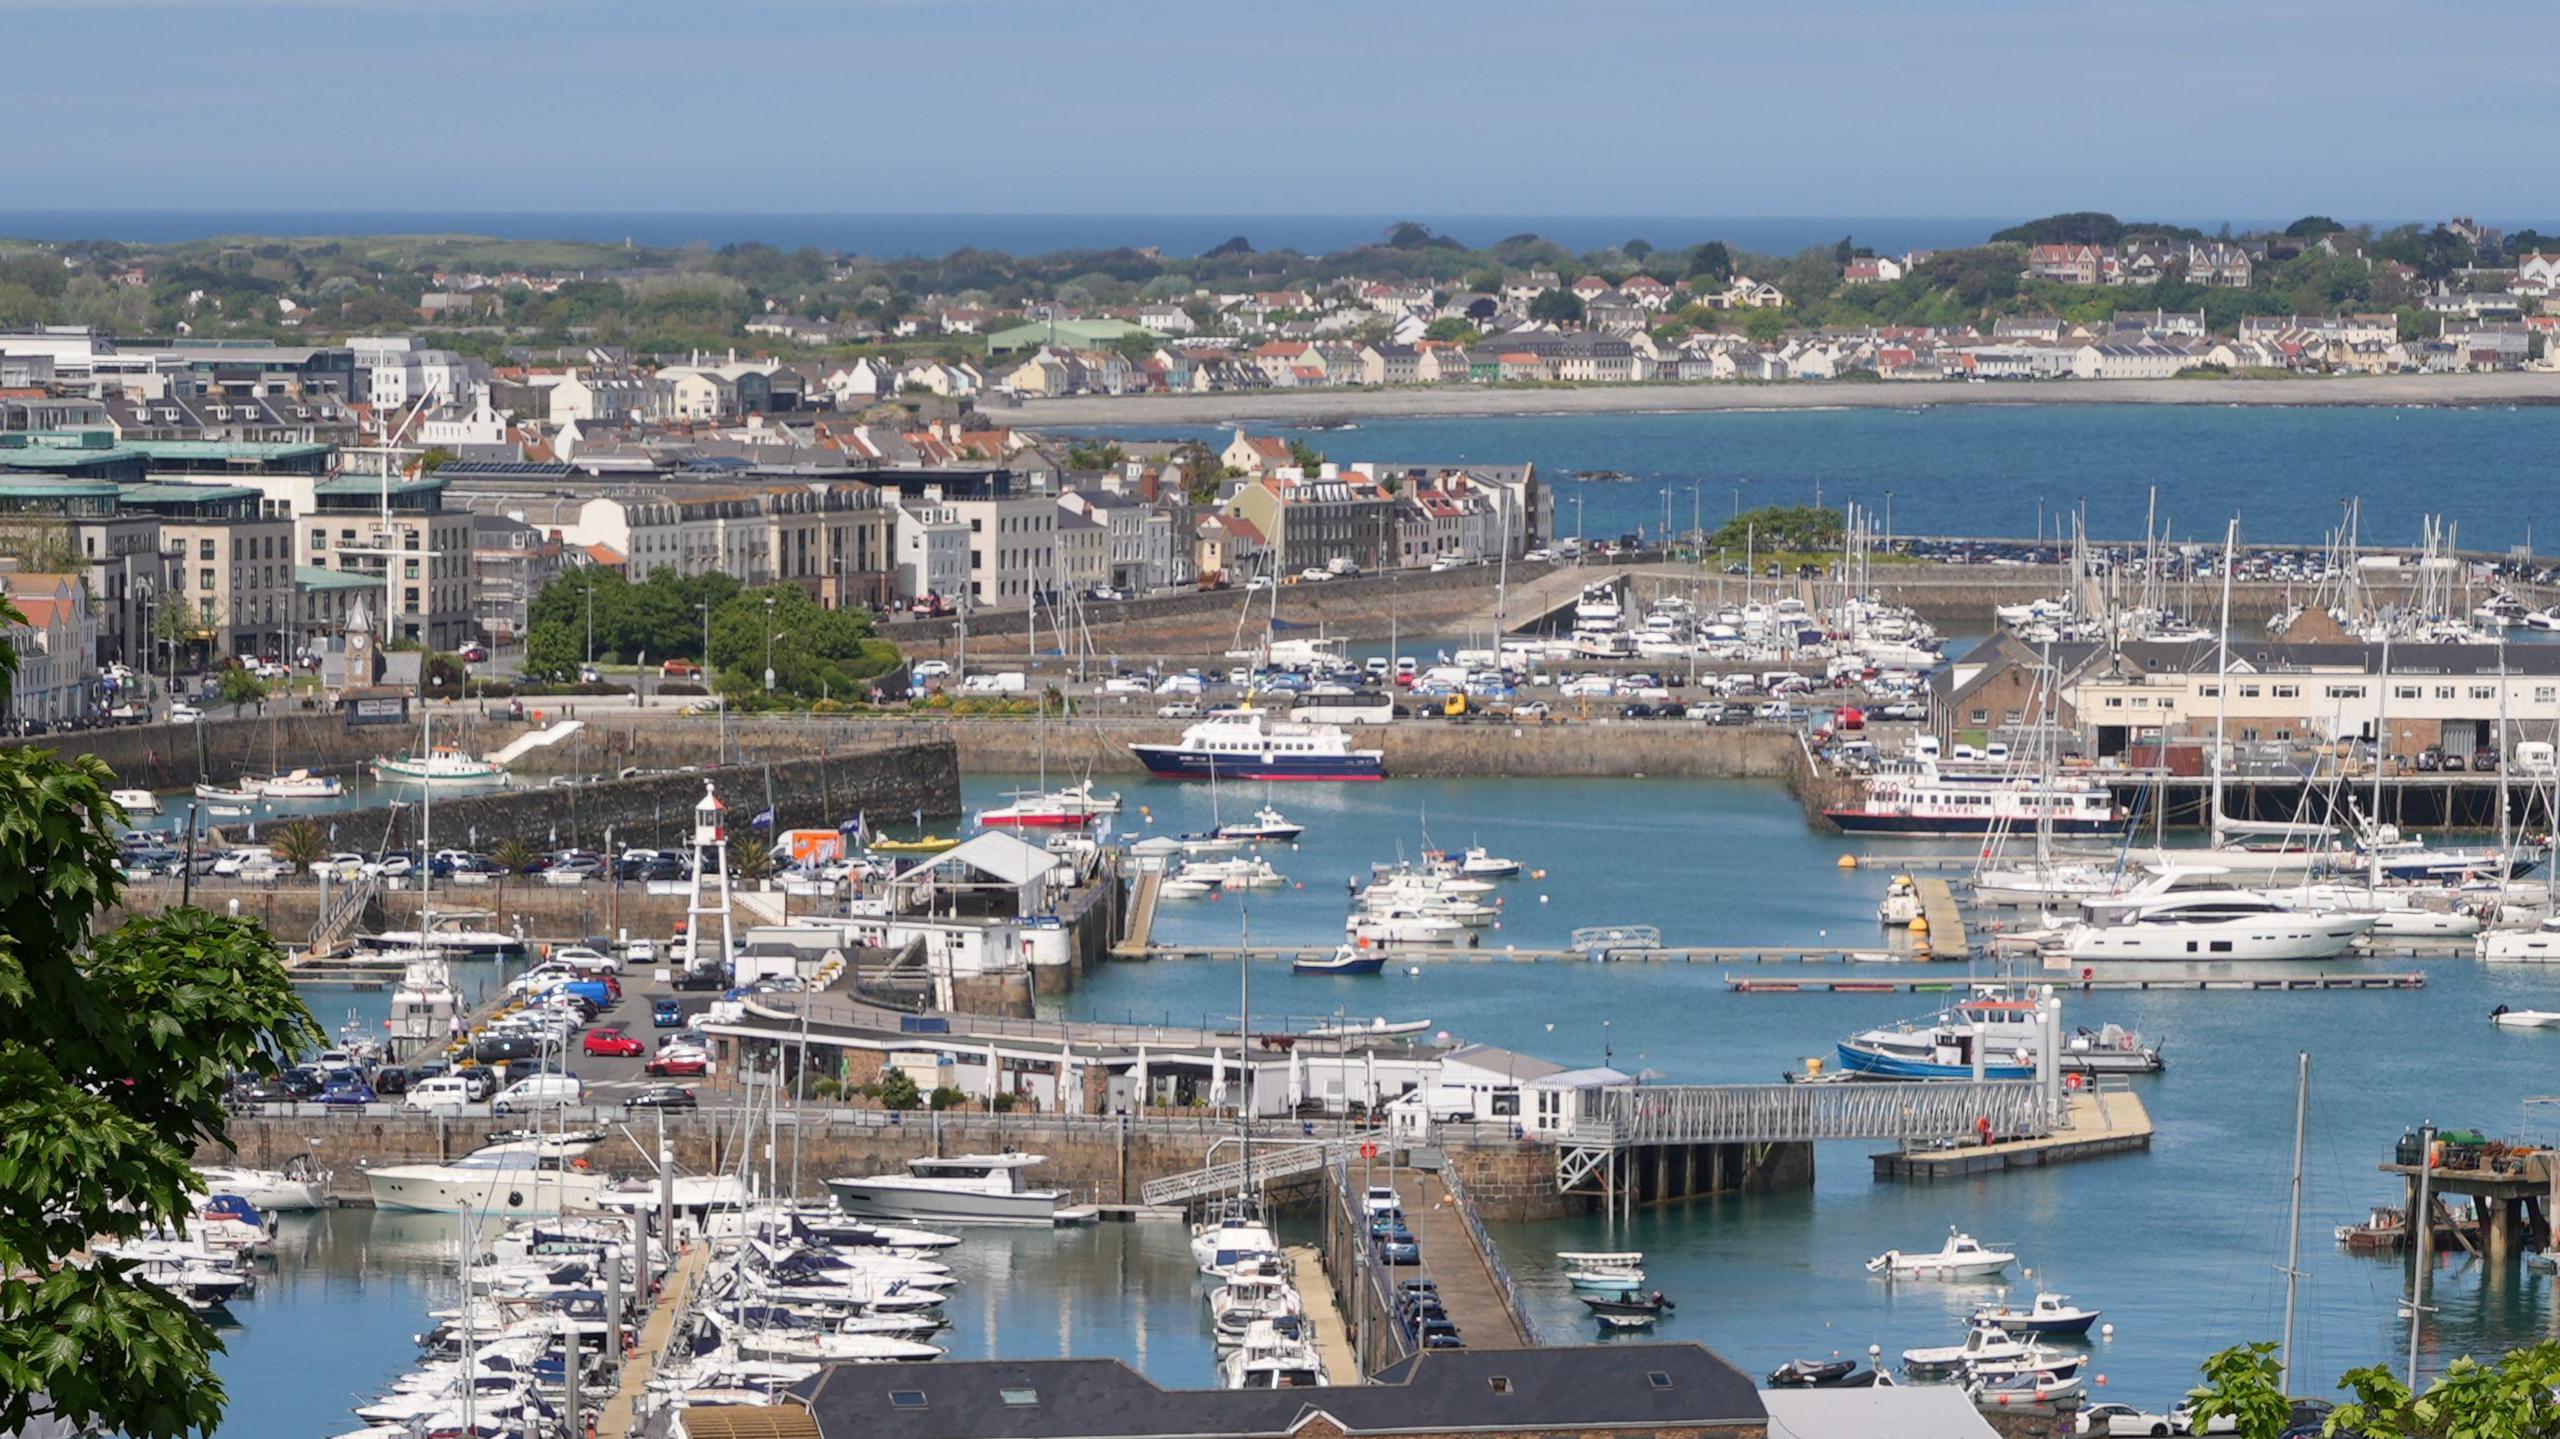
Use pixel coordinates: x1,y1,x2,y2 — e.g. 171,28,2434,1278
1097,404,2560,551
209,1211,1221,1435
215,766,2560,1429
1024,771,2560,1402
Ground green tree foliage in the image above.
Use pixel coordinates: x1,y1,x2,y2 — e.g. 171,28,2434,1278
524,567,743,680
2185,1342,2292,1439
2286,215,2346,239
1741,308,1788,344
1528,289,1586,324
1684,242,1735,283
1711,504,1842,553
267,819,325,874
1991,212,2207,246
1204,235,1254,258
1423,317,1479,344
707,585,904,703
874,1068,921,1110
216,667,266,710
2328,1345,2560,1439
1286,439,1325,473
1065,443,1128,471
0,610,322,1436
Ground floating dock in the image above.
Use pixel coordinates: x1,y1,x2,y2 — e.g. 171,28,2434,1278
1872,1088,2153,1182
595,1238,709,1438
1732,971,2426,993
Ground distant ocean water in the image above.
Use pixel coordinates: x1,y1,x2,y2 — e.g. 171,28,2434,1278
0,211,2230,258
1091,405,2560,551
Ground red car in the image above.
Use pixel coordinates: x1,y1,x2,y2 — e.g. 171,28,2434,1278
645,1049,710,1077
582,1028,644,1057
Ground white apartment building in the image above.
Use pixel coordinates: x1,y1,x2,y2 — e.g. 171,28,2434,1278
892,500,971,605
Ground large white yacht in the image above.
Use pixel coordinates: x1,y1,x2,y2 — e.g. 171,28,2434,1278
365,1134,611,1215
2065,893,2377,963
824,1153,1066,1226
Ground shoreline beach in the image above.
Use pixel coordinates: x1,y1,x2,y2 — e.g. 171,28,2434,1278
1009,369,2560,427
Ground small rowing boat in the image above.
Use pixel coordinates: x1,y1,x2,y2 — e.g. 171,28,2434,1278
871,836,961,856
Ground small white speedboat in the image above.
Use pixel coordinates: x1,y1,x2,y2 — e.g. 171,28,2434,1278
1456,847,1522,879
1867,1227,2015,1280
111,788,162,814
1559,1250,1645,1290
2492,1006,2560,1029
1218,806,1305,843
1902,1322,2025,1376
194,782,255,804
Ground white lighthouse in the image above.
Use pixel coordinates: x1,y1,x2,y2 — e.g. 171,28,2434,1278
684,781,736,975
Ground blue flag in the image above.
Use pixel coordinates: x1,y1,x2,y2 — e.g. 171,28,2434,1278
751,808,775,829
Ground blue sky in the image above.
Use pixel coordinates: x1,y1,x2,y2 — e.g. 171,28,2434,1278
4,0,2555,221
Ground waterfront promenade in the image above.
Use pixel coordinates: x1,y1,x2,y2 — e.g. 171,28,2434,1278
1009,369,2560,426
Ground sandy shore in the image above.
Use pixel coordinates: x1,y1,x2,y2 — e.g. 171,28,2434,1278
1007,370,2560,427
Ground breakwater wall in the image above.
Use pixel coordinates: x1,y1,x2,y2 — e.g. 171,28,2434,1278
314,741,960,854
885,559,1565,651
685,715,1801,780
215,1111,1221,1208
117,880,704,956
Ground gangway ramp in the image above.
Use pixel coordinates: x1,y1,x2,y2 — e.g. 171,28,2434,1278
483,719,583,766
1142,1138,1361,1207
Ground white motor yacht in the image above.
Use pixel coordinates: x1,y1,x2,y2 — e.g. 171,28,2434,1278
1219,1318,1326,1389
2066,892,2377,963
1866,1228,2016,1280
198,1160,330,1211
111,788,162,814
2480,917,2560,963
824,1153,1066,1226
1211,1269,1305,1346
1191,1197,1279,1274
365,1135,611,1215
1347,910,1467,946
1902,1322,2028,1376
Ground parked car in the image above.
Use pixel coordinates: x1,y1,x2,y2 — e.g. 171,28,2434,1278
2080,1404,2177,1437
652,998,686,1029
645,1048,710,1078
624,1085,698,1111
582,1027,645,1057
491,1074,585,1114
1373,1228,1421,1264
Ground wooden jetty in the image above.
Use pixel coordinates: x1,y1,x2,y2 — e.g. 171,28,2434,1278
1873,1088,2152,1181
1912,877,1969,956
597,1240,710,1439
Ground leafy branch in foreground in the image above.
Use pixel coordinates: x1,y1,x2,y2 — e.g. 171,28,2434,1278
0,613,321,1438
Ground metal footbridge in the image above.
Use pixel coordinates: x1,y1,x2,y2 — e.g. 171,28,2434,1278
1142,1138,1366,1207
1557,1079,2048,1193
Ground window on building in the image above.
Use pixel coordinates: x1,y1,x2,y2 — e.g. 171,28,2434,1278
2199,684,2221,698
2472,686,2495,701
198,539,215,561
2435,686,2455,700
2238,685,2261,698
2395,685,2421,700
2274,685,2298,699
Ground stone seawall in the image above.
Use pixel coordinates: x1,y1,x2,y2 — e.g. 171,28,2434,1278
885,560,1563,651
118,880,704,954
801,716,1803,780
215,1111,1225,1208
315,741,961,854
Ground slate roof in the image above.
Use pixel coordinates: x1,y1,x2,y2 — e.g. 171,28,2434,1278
796,1343,1762,1439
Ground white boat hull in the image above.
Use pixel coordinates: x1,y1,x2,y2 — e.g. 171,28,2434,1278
365,1165,611,1215
824,1179,1064,1226
198,1166,330,1211
2065,916,2373,963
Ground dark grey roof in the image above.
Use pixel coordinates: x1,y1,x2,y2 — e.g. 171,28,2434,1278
795,1344,1762,1439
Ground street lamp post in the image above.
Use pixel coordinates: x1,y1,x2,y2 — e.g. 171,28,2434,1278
762,596,776,692
584,571,597,668
1885,489,1896,550
1572,496,1585,562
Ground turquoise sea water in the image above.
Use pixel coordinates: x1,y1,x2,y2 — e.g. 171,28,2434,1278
1094,404,2560,552
1033,772,2560,1406
220,762,2560,1430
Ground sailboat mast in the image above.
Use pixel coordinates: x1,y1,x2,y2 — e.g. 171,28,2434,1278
2211,518,2238,843
2280,1051,2308,1386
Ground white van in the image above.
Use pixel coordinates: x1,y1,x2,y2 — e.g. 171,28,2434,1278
405,1075,478,1112
490,1074,584,1115
2515,740,2556,777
